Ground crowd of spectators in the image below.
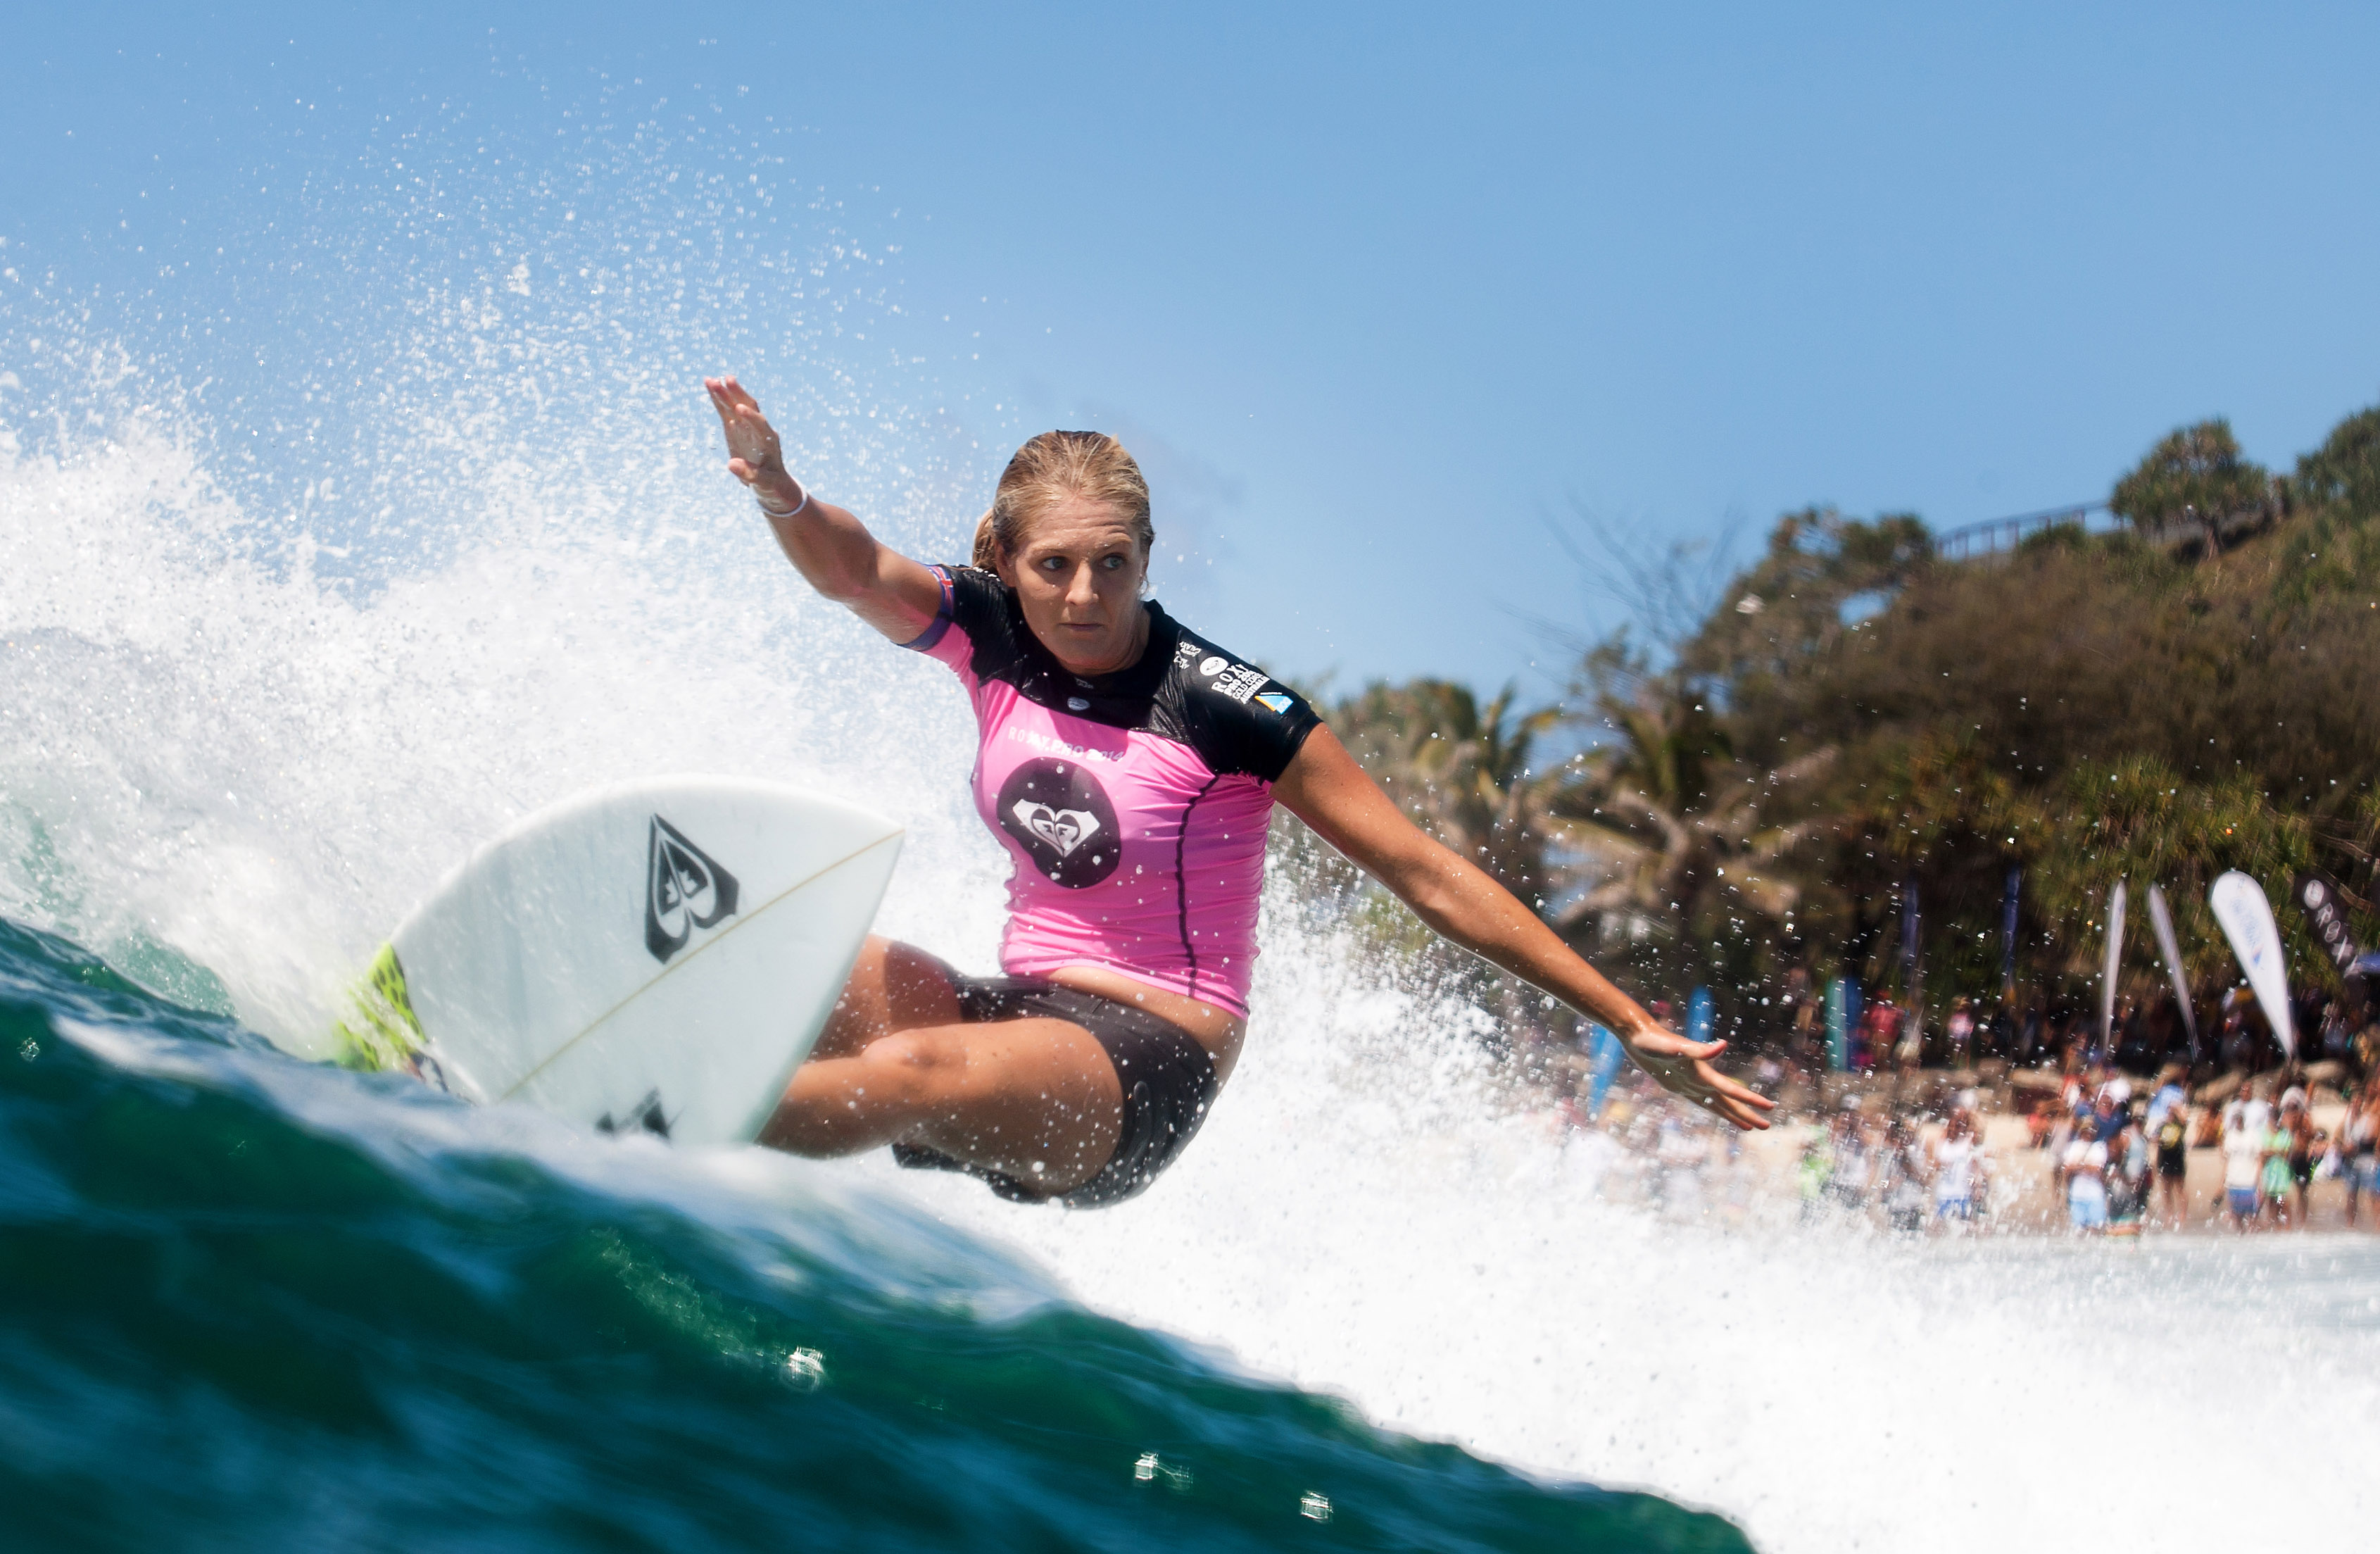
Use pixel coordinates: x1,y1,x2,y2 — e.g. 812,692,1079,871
1547,977,2380,1235
1786,1097,1993,1233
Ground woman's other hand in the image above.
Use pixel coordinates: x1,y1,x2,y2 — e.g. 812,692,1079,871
1620,1026,1775,1131
1276,727,1775,1130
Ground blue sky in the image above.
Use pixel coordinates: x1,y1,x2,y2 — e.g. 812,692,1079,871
6,2,2378,694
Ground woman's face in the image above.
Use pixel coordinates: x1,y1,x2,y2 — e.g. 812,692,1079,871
997,494,1150,676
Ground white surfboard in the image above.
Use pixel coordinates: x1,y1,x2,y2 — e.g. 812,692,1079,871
336,776,902,1146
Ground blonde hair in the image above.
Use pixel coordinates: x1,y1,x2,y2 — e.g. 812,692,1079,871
970,430,1154,572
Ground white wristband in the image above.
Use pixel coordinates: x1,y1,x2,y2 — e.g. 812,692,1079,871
755,480,810,521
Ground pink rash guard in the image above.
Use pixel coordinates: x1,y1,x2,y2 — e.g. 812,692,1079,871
903,565,1323,1017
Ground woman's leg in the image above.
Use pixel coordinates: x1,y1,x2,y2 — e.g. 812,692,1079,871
760,1016,1125,1194
807,937,966,1060
761,940,1126,1195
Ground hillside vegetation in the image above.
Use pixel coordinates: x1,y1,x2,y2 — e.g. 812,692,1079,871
1321,401,2380,1039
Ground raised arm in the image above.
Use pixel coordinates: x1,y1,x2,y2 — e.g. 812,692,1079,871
1273,725,1774,1130
705,375,945,642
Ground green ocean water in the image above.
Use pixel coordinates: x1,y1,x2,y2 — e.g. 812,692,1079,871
0,917,1749,1553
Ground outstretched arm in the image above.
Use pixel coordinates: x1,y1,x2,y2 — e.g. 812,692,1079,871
1273,725,1774,1130
705,375,945,642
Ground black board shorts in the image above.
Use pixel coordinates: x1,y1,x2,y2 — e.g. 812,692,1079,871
890,974,1219,1208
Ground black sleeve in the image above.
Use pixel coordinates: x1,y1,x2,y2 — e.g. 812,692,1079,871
1178,641,1325,782
945,565,1009,644
900,564,1028,678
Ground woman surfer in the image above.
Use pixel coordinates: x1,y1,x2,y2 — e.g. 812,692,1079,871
707,375,1772,1206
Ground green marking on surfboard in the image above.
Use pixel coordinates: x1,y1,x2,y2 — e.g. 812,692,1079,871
334,944,429,1073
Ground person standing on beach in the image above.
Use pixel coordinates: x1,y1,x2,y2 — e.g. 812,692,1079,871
1827,1107,1873,1215
2105,1113,2148,1237
2153,1102,2191,1229
2283,1094,2319,1228
1946,998,1976,1070
2345,1078,2379,1229
1932,1110,1978,1230
1796,1124,1834,1225
2063,1116,2109,1234
1857,996,1900,1074
2222,1089,2265,1231
2146,1069,2187,1136
2261,1101,2299,1228
2353,1020,2380,1088
1879,1118,1930,1234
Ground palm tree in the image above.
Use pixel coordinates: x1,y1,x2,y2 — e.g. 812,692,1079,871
1547,665,1831,975
1333,678,1568,909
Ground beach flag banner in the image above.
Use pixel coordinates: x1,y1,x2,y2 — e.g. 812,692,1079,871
2100,879,2127,1046
1825,977,1855,1072
2146,884,2199,1060
1587,1023,1625,1117
2209,871,2293,1059
1686,986,1715,1046
2291,872,2365,979
2000,867,2020,996
1899,877,1920,994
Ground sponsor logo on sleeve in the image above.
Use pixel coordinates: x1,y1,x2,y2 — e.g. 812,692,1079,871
1188,642,1270,703
1254,690,1295,715
1211,663,1268,703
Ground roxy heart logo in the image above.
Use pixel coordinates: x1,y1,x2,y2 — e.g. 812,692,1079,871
644,815,741,963
995,758,1122,887
1012,801,1102,858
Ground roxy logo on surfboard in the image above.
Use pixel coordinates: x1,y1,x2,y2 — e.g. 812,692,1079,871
644,815,741,963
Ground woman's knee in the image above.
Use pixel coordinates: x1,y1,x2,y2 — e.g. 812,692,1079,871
855,1029,977,1108
817,940,961,1059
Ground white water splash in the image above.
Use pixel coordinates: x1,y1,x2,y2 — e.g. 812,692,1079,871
3,149,2373,1554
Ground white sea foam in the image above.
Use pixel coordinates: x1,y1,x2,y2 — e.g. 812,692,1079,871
3,160,2372,1553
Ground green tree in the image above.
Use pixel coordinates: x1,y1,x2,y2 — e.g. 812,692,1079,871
2292,403,2380,519
1679,506,1932,710
2110,418,2274,554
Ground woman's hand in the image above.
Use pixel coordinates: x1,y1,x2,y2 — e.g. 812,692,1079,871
1275,727,1775,1130
705,375,798,505
1620,1027,1773,1130
702,373,945,643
